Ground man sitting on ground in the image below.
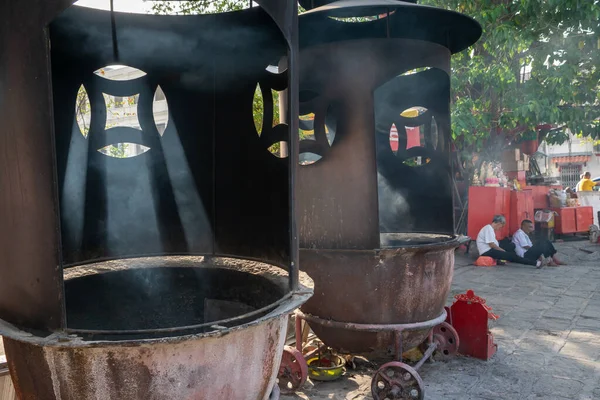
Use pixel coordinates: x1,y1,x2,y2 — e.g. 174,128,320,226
476,215,541,267
512,219,565,266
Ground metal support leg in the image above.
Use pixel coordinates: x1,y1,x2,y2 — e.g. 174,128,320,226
295,314,303,352
413,342,437,371
394,330,403,362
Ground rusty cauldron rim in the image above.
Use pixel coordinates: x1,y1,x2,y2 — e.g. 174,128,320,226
302,233,466,253
0,256,313,348
378,233,467,251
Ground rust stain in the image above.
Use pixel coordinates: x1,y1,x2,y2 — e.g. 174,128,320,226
3,315,291,400
300,244,456,354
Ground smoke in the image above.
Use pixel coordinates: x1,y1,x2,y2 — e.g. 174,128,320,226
377,171,414,233
52,6,286,90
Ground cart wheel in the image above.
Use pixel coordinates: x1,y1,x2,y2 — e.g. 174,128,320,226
277,345,308,394
432,322,460,360
371,361,424,400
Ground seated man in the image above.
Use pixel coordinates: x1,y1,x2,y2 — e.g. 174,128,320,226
476,215,541,267
513,219,565,266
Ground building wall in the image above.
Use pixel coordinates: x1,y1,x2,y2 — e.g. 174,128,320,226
544,133,600,186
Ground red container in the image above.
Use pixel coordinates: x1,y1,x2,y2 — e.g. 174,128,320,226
551,206,593,234
468,187,510,240
551,207,577,234
509,190,533,235
576,206,593,232
523,186,550,210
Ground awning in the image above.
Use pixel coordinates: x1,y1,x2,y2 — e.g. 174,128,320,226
551,155,591,164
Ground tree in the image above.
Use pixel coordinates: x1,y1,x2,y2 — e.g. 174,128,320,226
419,0,600,181
150,0,246,15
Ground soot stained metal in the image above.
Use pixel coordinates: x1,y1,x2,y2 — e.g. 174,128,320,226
294,0,481,398
0,1,311,399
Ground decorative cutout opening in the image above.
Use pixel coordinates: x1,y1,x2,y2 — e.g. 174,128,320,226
402,107,426,150
390,107,439,154
400,67,432,76
406,125,423,149
102,93,140,130
268,142,286,158
389,123,399,155
98,143,150,158
401,107,427,118
328,11,395,23
253,83,264,136
299,113,316,141
266,58,288,75
153,85,168,136
430,116,439,150
390,123,423,154
75,84,91,138
299,105,337,165
253,85,281,132
325,110,336,146
403,156,431,167
299,153,322,166
94,65,147,80
266,65,281,74
271,89,281,127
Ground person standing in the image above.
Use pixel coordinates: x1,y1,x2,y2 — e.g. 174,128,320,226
476,215,541,267
513,219,565,266
575,173,585,192
576,172,599,192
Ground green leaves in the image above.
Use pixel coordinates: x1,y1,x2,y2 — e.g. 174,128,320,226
151,0,246,15
421,0,599,161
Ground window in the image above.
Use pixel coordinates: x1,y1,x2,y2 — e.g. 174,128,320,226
560,164,582,188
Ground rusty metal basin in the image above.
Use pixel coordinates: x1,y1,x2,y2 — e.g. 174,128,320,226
1,256,312,400
300,234,459,356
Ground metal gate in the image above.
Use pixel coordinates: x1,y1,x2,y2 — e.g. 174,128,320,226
560,164,582,188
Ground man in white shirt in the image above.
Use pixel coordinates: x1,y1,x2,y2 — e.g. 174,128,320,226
477,215,540,267
513,219,565,266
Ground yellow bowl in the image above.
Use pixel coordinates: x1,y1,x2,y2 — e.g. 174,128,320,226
307,355,345,381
